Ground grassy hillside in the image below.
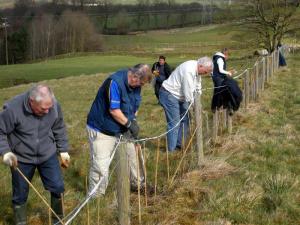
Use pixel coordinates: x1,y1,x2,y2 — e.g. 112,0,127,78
0,0,232,8
0,23,255,89
0,52,299,224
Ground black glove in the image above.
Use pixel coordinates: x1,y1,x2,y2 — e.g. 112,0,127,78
125,119,139,139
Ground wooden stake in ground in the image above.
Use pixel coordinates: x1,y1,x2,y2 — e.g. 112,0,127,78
135,145,142,224
49,208,51,225
166,136,170,182
154,138,160,198
194,82,204,167
212,110,219,143
244,69,250,108
85,176,90,225
142,141,148,206
15,168,65,225
97,197,100,225
117,142,130,225
170,127,198,186
227,110,232,134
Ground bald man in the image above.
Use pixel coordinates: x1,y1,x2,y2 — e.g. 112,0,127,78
0,84,69,225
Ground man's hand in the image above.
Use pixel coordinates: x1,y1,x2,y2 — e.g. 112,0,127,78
125,119,140,139
60,152,70,169
3,152,18,168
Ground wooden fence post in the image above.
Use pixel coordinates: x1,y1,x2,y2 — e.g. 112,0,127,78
256,61,260,99
223,108,227,131
212,110,219,143
227,110,232,134
194,78,204,167
271,53,274,77
117,142,130,225
266,56,269,83
251,65,256,101
244,69,249,109
262,58,266,91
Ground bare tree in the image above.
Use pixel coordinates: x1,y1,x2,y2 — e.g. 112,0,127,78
247,0,299,52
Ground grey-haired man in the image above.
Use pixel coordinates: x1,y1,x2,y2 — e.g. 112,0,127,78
159,57,213,152
0,84,70,225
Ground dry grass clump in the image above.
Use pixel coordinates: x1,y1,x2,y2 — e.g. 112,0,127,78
131,158,236,225
215,132,255,154
190,159,236,181
204,219,232,225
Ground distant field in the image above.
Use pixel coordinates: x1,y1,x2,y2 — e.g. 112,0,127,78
0,0,231,8
0,0,13,8
0,23,256,89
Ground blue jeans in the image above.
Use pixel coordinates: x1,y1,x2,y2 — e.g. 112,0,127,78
11,153,64,205
159,88,189,152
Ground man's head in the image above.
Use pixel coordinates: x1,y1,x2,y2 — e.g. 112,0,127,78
128,64,152,88
158,55,166,66
29,84,55,116
197,56,213,75
222,48,229,60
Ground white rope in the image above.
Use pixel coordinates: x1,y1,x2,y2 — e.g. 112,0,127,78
55,137,122,225
133,99,194,143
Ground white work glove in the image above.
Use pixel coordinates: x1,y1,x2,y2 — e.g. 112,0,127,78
60,152,70,168
3,152,18,168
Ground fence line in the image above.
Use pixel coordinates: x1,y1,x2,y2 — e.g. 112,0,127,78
13,49,283,225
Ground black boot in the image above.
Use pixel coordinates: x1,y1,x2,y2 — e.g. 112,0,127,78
51,194,64,225
13,204,27,225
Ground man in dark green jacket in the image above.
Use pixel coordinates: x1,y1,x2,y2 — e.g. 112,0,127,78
152,55,172,101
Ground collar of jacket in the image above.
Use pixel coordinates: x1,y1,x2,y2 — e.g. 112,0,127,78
23,92,34,114
215,52,226,58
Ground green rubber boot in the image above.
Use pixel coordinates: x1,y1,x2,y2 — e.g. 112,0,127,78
51,195,64,225
13,204,27,225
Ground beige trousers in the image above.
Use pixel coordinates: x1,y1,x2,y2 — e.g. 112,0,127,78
87,126,144,197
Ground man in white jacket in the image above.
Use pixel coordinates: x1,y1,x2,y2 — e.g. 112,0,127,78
159,57,213,152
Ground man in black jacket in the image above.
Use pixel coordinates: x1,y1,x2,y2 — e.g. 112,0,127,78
211,48,242,114
152,55,172,101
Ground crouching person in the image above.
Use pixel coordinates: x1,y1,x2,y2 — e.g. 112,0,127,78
86,64,153,198
0,84,70,225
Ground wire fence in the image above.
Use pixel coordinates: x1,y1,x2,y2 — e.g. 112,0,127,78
2,47,290,225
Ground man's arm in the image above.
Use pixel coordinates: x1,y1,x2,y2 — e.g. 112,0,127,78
165,63,172,78
109,109,128,125
0,107,16,155
151,62,157,73
182,70,197,103
52,102,69,153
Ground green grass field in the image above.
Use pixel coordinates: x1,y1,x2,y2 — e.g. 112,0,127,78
0,23,255,89
0,52,299,224
0,19,299,224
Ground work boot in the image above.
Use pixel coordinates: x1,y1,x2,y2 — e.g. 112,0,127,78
51,195,64,225
13,204,27,225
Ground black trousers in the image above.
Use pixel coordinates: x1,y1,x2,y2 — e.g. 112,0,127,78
154,81,162,100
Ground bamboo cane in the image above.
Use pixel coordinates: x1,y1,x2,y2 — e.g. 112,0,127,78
85,176,90,225
15,168,65,225
154,138,160,198
49,208,51,225
170,127,198,186
166,136,170,182
136,146,142,224
142,142,148,206
97,197,100,225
